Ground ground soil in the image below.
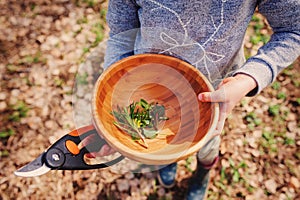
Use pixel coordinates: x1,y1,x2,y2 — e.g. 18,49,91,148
0,1,299,200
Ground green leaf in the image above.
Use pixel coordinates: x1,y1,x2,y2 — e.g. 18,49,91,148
139,98,150,109
111,99,168,144
296,98,300,105
284,137,295,145
272,81,281,90
268,104,280,116
220,167,226,181
233,170,240,182
129,102,137,119
229,158,235,168
113,122,138,138
0,150,9,157
0,129,15,138
277,92,286,100
143,129,158,139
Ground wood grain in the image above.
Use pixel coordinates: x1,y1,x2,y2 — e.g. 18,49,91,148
92,54,219,165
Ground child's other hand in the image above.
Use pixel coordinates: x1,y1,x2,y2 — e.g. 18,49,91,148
79,133,117,158
198,74,257,136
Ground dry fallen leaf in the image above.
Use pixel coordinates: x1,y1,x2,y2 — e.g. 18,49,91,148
1,1,299,200
264,179,277,194
290,176,300,189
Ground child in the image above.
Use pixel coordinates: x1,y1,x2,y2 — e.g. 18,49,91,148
92,0,300,199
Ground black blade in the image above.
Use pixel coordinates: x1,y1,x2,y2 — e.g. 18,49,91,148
14,152,51,177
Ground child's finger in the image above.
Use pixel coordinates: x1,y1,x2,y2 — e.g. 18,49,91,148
217,77,235,89
79,133,117,158
198,89,226,103
85,144,116,158
78,134,96,149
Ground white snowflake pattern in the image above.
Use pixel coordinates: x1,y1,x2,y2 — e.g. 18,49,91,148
148,0,227,83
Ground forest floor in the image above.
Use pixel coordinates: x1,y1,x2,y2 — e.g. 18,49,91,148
0,1,299,200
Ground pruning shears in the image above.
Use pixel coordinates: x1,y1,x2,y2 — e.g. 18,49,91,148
14,125,124,177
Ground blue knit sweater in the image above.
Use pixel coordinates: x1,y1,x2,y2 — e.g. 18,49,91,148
104,0,300,95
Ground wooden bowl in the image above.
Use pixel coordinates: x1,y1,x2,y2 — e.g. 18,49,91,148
92,54,219,165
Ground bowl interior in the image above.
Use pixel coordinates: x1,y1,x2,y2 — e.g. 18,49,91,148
92,54,218,165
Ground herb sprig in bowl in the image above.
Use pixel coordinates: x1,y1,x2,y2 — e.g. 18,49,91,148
112,99,168,148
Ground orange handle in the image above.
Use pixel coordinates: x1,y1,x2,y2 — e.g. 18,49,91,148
65,140,80,155
68,124,95,137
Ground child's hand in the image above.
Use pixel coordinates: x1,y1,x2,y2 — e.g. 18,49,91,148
79,133,117,158
198,74,257,136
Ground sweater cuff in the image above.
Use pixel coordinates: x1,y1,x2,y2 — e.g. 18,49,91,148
233,60,274,96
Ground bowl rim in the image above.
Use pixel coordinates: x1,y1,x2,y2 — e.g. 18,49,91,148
91,53,219,165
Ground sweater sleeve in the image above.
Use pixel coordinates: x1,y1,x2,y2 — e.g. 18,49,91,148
103,0,140,69
234,0,300,96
